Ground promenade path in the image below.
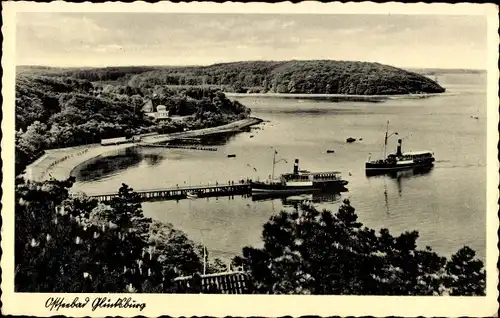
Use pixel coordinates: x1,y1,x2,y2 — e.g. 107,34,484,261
139,117,262,144
24,143,134,182
23,117,262,183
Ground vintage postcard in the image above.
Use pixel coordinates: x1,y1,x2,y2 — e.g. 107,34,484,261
1,1,499,317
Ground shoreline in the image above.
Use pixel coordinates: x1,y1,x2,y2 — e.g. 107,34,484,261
23,117,263,183
24,143,135,182
225,92,453,102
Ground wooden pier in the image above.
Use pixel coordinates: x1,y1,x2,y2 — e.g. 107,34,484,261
139,144,218,151
84,183,252,202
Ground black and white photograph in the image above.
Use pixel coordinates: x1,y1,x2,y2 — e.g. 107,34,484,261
1,2,498,317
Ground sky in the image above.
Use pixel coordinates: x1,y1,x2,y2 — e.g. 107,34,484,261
16,13,488,69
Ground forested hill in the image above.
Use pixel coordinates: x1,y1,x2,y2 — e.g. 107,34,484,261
15,74,250,174
22,60,446,95
127,60,445,95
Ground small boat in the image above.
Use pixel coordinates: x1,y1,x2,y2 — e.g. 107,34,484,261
286,194,311,202
186,191,198,199
326,150,335,154
250,151,348,194
227,154,236,158
365,121,435,173
346,137,356,143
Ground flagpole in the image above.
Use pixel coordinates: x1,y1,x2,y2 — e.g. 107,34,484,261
271,150,276,181
203,245,206,275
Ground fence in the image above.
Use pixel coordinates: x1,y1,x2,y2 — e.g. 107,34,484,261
173,271,252,294
40,148,91,180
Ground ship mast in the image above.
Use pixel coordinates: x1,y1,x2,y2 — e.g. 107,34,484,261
383,121,398,159
384,121,389,159
271,148,287,181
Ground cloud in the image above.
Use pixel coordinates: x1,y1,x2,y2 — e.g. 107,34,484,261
94,44,124,53
16,13,487,69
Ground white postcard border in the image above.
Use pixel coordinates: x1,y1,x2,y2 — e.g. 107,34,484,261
1,2,499,317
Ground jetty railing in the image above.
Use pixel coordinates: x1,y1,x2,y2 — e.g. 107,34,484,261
79,182,252,202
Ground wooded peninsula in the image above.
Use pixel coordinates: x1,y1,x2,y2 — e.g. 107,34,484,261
19,60,446,95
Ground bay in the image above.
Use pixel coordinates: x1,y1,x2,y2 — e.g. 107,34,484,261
72,71,487,261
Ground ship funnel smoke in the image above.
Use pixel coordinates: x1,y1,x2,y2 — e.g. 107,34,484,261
396,139,403,156
293,159,299,174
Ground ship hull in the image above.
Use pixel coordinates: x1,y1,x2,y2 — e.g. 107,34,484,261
251,180,348,194
365,158,435,172
365,165,434,178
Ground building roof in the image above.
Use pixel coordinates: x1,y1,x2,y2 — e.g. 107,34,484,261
403,151,433,156
141,100,154,112
101,137,127,142
100,137,129,145
389,150,433,156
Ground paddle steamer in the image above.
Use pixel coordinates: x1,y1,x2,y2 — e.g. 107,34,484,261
365,121,435,173
251,151,348,194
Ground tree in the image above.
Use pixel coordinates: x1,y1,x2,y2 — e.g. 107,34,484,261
206,258,229,274
234,200,486,295
18,121,48,155
148,221,204,276
444,246,486,296
14,176,92,292
106,183,151,239
14,179,184,293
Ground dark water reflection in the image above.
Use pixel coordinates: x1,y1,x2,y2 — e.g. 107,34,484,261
201,133,240,145
364,166,434,213
252,190,343,207
71,147,164,182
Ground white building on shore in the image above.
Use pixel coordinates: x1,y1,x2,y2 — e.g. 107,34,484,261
141,98,193,123
144,104,170,121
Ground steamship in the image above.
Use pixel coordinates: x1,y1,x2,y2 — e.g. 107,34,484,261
250,152,348,194
365,121,435,174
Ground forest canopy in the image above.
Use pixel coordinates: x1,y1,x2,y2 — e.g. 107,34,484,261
20,60,446,95
233,200,485,295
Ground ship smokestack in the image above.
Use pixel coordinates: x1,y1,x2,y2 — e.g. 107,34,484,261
293,159,299,174
396,139,403,156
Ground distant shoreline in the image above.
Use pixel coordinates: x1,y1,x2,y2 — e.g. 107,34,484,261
224,92,451,102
